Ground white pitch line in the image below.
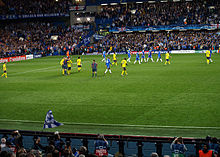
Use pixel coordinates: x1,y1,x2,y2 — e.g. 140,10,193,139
9,61,91,76
10,65,59,76
0,119,219,129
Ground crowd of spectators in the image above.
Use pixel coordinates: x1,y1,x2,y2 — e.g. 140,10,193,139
0,131,219,157
0,22,89,58
94,31,220,52
0,0,71,15
98,0,220,27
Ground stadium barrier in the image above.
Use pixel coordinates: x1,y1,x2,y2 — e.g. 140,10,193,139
0,55,26,63
0,129,207,156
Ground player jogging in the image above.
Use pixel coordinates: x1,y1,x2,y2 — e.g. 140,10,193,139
205,50,211,64
77,57,82,72
121,58,128,76
112,52,117,66
141,50,147,63
91,60,97,77
134,52,141,64
102,49,106,62
127,48,131,62
147,49,154,62
156,51,162,62
67,58,73,75
104,57,112,74
1,62,7,78
165,51,171,65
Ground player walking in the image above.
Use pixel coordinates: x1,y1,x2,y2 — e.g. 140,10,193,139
1,62,7,78
121,58,128,76
134,52,141,64
156,51,163,62
77,57,82,72
91,60,97,77
165,51,171,65
67,58,73,75
205,50,211,64
127,48,131,62
141,50,147,63
104,57,112,74
147,49,154,62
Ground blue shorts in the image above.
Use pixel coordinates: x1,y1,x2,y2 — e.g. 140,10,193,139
166,59,169,61
92,69,97,72
207,57,210,59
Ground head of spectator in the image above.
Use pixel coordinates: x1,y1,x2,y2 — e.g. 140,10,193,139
151,152,159,157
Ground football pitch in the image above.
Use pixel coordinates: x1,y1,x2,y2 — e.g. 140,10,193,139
0,54,220,138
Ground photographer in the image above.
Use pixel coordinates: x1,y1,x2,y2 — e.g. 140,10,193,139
170,137,187,157
94,134,113,157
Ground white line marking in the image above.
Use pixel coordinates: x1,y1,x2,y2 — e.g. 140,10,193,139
0,119,219,129
10,65,59,76
10,61,92,76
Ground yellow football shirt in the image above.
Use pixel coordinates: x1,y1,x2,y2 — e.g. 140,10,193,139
113,54,116,60
165,53,170,59
77,59,81,66
121,60,127,68
3,63,6,71
206,50,210,57
67,60,72,67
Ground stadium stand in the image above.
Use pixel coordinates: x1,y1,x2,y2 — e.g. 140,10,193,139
98,0,220,27
0,129,219,157
0,0,71,15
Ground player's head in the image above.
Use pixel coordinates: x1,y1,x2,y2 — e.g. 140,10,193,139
124,58,126,60
78,57,80,59
4,62,6,64
93,60,95,62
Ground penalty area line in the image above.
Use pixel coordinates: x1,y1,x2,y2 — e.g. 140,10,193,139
0,119,220,130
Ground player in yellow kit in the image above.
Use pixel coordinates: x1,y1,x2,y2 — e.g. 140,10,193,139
77,57,82,72
60,57,65,75
1,62,7,78
112,52,117,66
165,51,171,65
205,50,211,64
121,58,128,76
67,59,73,75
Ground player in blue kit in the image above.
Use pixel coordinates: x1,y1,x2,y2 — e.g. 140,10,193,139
141,49,147,63
147,48,154,62
134,52,141,64
156,51,162,62
104,57,112,74
127,48,131,62
102,49,106,62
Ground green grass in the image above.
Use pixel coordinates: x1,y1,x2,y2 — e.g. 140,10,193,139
0,54,220,138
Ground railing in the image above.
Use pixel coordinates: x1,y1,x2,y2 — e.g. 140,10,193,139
0,129,208,157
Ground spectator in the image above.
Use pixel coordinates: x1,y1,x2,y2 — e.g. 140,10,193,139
94,134,113,157
170,137,187,157
199,143,215,157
